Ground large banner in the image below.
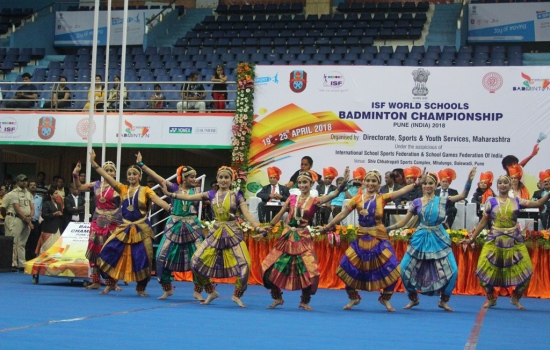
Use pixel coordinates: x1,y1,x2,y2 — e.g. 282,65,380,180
25,222,90,278
0,112,233,148
247,65,550,197
468,3,550,42
54,9,162,46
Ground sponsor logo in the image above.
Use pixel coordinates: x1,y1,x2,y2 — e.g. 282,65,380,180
195,127,217,134
323,72,345,88
289,70,307,93
117,119,150,138
38,116,56,140
169,127,192,134
513,72,550,91
0,117,17,134
255,73,279,86
412,68,430,97
482,72,503,93
76,118,96,139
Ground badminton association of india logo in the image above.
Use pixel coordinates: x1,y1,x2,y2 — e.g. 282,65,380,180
289,70,307,93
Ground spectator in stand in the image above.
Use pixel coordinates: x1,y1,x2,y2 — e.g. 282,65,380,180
52,176,69,200
148,84,165,109
82,75,104,111
107,76,128,111
177,71,206,113
285,156,320,189
211,64,227,111
4,174,14,192
43,76,71,110
4,73,38,110
392,168,405,187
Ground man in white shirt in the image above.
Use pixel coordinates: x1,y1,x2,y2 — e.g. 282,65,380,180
316,167,338,225
63,184,85,226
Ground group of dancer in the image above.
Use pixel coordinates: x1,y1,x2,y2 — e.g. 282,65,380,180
73,149,549,311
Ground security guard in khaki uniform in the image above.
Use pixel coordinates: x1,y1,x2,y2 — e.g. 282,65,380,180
1,174,34,271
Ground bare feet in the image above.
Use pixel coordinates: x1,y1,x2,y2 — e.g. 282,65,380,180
438,301,454,312
403,300,420,309
158,289,174,300
379,298,396,312
299,303,313,311
85,282,101,290
137,291,150,297
343,299,361,310
483,298,497,308
510,297,526,310
193,291,205,302
114,285,123,292
267,299,284,309
231,295,247,308
99,285,116,295
201,291,219,305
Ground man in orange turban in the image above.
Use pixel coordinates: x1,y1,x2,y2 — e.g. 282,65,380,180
532,169,550,229
471,171,495,208
435,168,459,229
256,167,290,223
316,167,338,224
395,166,422,207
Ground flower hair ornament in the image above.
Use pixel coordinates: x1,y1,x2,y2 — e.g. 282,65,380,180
177,165,196,185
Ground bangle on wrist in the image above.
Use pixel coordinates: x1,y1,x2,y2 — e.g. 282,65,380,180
72,173,78,178
137,161,144,167
171,193,176,199
92,164,99,169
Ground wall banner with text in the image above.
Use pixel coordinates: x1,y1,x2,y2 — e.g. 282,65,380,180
54,9,162,46
247,65,550,197
0,112,233,149
468,3,550,42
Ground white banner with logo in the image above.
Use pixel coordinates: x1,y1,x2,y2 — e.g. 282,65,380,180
468,3,550,42
54,9,163,46
0,112,233,148
246,65,550,197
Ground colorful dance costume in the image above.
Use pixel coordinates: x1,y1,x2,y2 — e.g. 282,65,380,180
192,190,251,298
98,184,157,293
400,196,458,304
157,181,214,294
85,181,122,285
262,195,320,306
337,193,401,302
476,197,533,301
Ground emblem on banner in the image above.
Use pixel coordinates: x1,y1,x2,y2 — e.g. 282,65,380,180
482,72,503,93
412,68,430,96
290,70,307,93
76,118,96,140
38,116,56,140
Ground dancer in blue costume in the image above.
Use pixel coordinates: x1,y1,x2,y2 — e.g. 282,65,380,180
388,168,476,311
136,152,215,301
322,169,425,311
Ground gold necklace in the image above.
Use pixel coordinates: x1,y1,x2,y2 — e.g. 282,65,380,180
360,193,375,216
215,191,230,215
180,187,189,212
127,186,139,211
498,197,510,221
99,181,111,203
295,194,310,219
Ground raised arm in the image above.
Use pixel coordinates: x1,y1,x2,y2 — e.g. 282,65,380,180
72,161,90,192
318,167,350,204
449,167,476,203
151,194,171,212
90,150,118,188
136,151,165,184
519,144,539,168
523,192,550,208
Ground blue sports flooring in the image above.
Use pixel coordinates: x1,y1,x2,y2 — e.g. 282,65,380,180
1,272,548,350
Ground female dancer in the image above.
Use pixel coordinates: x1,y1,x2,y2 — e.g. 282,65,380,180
260,167,350,310
87,150,172,296
161,166,267,307
136,152,215,300
73,160,122,290
471,171,495,207
508,164,530,199
322,169,425,311
387,168,476,311
35,188,64,255
461,174,549,310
